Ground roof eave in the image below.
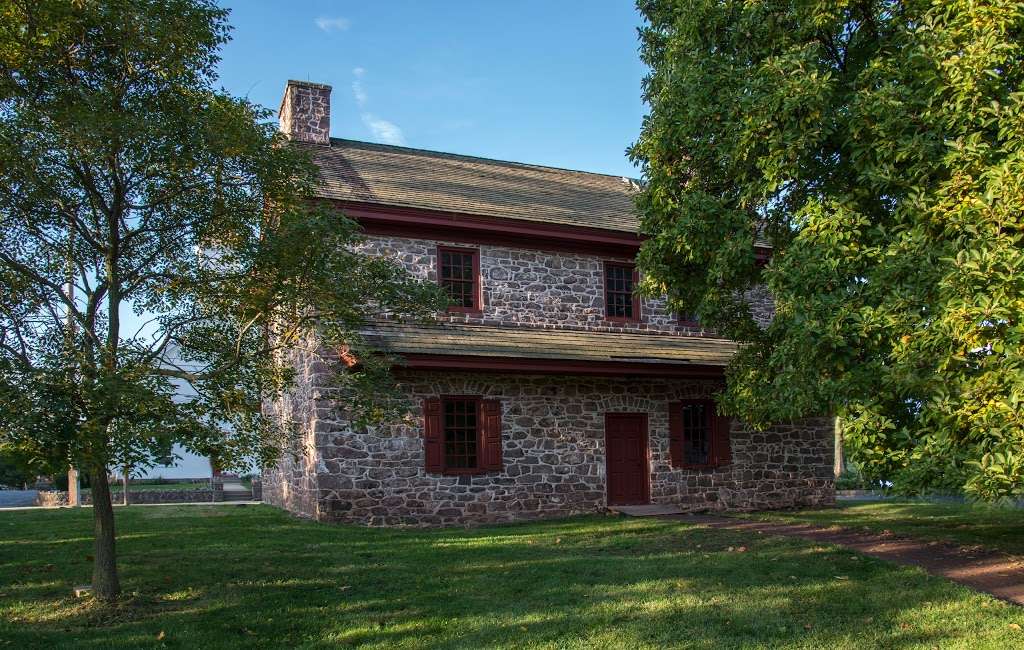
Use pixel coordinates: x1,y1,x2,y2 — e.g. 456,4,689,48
390,353,726,378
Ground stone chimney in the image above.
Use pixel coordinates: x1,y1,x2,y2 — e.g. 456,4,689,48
278,80,332,145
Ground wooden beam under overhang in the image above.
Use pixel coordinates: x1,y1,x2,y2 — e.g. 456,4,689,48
390,353,726,378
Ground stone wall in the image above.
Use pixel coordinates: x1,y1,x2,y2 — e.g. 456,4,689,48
357,236,734,335
35,490,69,507
278,80,331,145
262,337,331,518
264,370,834,526
34,488,217,507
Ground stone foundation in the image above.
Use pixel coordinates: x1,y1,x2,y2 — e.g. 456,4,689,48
264,371,834,526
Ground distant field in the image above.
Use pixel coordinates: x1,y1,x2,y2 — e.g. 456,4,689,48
95,481,207,494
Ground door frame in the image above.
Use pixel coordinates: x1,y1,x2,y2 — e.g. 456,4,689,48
604,412,651,506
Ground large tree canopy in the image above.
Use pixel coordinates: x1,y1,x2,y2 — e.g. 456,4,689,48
0,0,443,599
631,0,1024,499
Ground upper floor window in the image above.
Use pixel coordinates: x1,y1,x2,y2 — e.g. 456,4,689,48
438,246,480,313
604,261,640,321
677,312,700,327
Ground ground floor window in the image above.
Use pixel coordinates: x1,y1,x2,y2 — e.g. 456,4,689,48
423,396,504,474
681,401,712,465
669,399,732,469
443,397,479,469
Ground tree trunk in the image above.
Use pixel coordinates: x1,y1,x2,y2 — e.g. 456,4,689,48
88,466,120,600
834,416,845,478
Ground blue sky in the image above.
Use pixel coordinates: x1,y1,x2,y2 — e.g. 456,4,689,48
216,1,648,178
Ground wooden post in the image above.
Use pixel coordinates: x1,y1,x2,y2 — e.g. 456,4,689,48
122,467,129,506
67,467,80,507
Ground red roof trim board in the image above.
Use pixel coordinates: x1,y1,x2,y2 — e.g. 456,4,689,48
392,353,725,378
337,200,645,256
337,200,773,260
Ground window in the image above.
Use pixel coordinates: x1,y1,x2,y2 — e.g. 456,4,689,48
423,396,503,474
604,261,640,321
681,401,712,465
677,312,700,326
443,398,479,469
668,399,731,468
438,247,480,313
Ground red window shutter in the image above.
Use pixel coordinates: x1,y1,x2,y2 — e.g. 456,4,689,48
423,398,443,473
668,402,683,467
480,399,503,471
712,411,732,467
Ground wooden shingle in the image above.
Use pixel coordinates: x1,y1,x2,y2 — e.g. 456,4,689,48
361,322,737,367
305,139,641,233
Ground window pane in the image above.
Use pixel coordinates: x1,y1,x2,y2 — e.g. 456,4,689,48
682,403,711,465
444,398,478,469
605,264,634,319
440,251,477,309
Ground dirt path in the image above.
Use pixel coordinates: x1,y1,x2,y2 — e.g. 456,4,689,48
664,514,1024,606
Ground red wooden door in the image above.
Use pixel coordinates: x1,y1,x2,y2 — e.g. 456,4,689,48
605,413,649,506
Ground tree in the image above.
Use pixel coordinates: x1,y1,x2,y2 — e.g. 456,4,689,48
631,0,1024,499
0,0,444,600
0,445,40,489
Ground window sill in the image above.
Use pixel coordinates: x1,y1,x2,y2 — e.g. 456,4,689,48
434,468,490,476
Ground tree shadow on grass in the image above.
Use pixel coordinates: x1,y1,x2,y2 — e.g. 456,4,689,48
1,508,1020,649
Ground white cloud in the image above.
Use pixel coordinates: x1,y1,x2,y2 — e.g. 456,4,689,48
314,16,350,32
350,67,405,145
352,67,368,106
362,114,405,145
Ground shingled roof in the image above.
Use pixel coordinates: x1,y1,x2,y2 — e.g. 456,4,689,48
304,139,641,233
361,322,737,367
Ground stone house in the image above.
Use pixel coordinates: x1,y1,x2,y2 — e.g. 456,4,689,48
263,80,835,526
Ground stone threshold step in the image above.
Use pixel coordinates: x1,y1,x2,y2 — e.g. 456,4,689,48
608,504,688,517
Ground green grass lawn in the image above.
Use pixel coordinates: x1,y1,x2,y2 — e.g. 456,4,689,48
1,506,1022,649
740,501,1024,556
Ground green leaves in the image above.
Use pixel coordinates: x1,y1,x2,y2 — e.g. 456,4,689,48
633,0,1024,499
0,1,445,480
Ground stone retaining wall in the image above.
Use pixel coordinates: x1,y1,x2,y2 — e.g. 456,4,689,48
35,490,69,507
34,488,219,507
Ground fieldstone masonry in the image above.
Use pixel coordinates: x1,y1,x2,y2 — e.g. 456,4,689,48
263,369,834,526
263,238,831,526
357,235,774,333
279,80,332,145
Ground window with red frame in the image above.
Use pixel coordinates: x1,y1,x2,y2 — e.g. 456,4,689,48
438,247,480,312
604,262,639,320
423,396,503,474
681,401,712,465
668,399,732,469
443,397,478,469
677,312,700,326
